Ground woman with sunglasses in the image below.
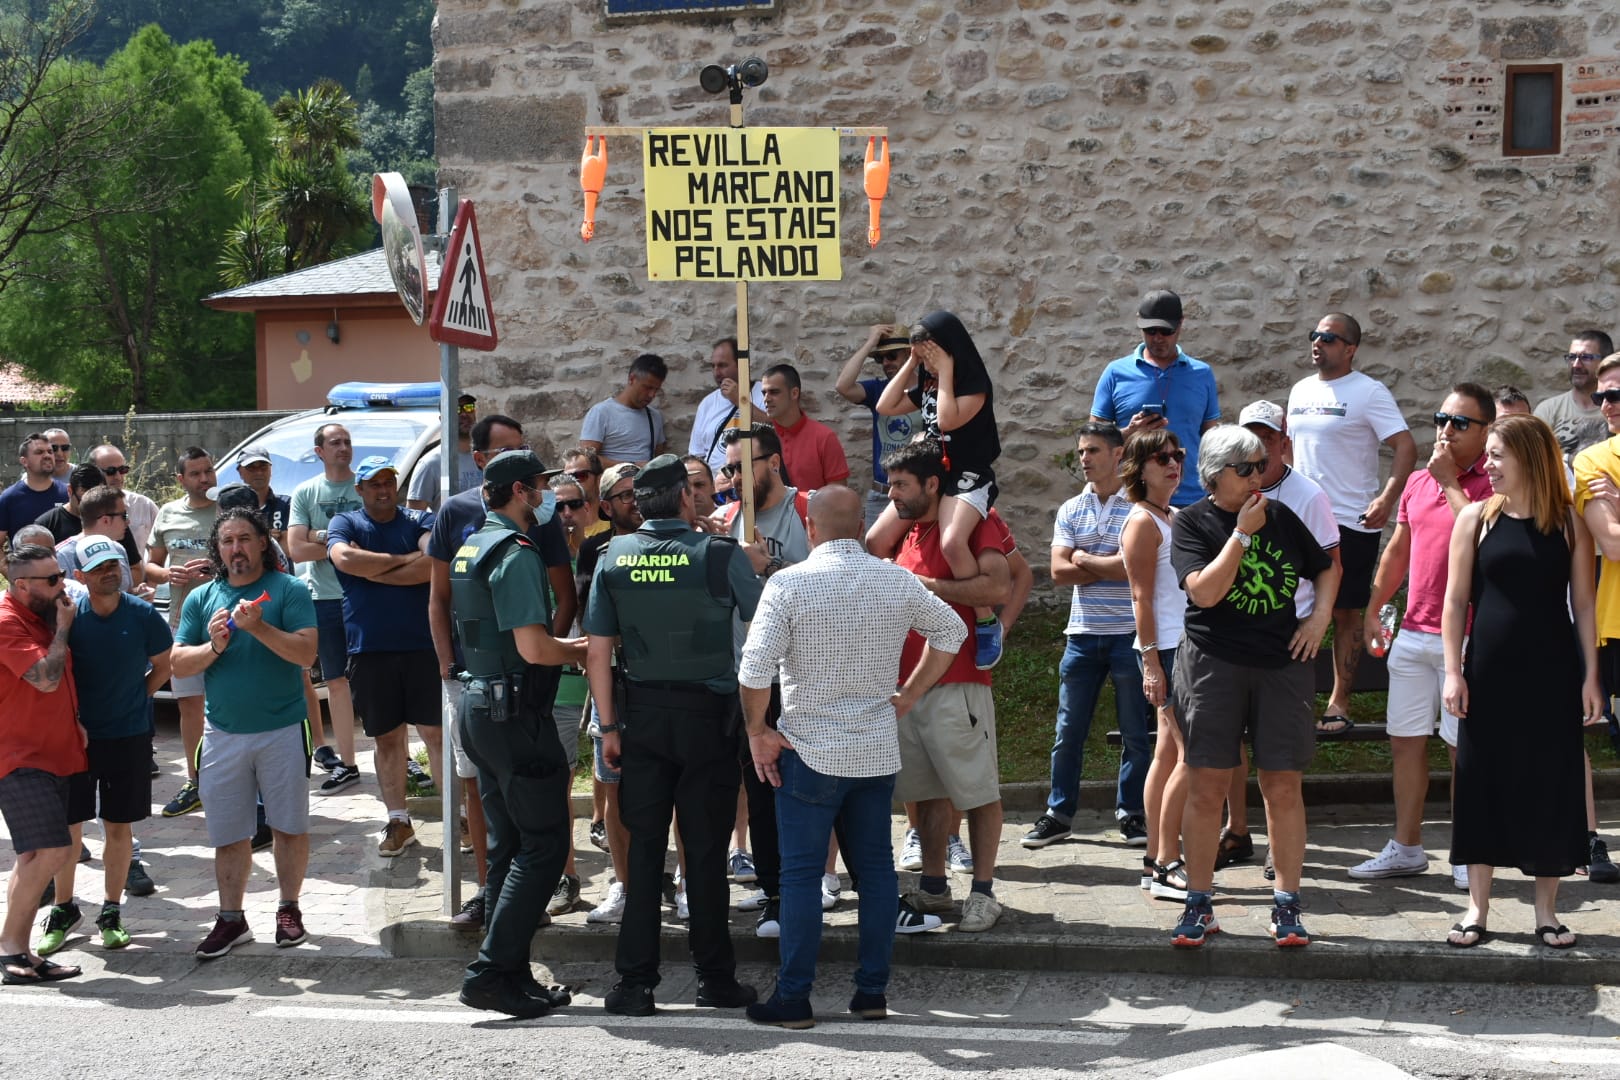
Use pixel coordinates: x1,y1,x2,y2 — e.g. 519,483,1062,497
1165,425,1339,949
1119,431,1190,902
1441,414,1603,949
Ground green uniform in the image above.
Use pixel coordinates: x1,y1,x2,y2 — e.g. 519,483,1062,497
447,510,570,998
581,517,763,991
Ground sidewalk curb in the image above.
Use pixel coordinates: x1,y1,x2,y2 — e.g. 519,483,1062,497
380,917,1620,988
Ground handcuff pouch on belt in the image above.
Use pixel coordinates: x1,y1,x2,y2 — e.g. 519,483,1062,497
459,670,523,725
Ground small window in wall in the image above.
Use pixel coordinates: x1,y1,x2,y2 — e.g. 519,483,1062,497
1503,64,1562,156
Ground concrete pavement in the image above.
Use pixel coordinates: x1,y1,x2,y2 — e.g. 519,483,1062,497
3,718,1617,986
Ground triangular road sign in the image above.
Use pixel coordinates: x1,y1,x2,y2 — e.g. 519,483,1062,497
429,200,498,350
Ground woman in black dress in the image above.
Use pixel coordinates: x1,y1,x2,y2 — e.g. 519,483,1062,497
1441,414,1603,949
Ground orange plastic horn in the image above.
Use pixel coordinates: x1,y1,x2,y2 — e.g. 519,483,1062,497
580,135,608,242
864,136,890,247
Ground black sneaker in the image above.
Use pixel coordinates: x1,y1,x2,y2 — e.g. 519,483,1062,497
251,823,274,852
406,759,435,796
148,755,161,779
546,873,581,916
461,978,551,1020
1021,814,1072,849
1589,836,1620,884
695,977,757,1008
848,990,888,1019
755,897,781,939
126,859,156,898
312,745,341,773
1120,815,1149,847
660,871,678,907
747,994,815,1029
603,982,656,1016
450,890,486,929
161,780,202,817
196,915,253,959
316,763,360,795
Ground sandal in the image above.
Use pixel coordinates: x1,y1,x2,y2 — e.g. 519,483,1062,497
1446,923,1489,948
30,958,80,981
1,953,40,985
1150,859,1190,901
1535,924,1577,949
1214,828,1255,870
1315,714,1354,736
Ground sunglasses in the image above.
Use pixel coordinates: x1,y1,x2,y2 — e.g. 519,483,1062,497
1433,412,1483,431
1150,448,1187,466
1592,389,1620,407
1308,330,1352,345
101,465,132,476
1225,459,1268,478
557,498,586,511
458,402,477,414
16,572,64,586
1567,352,1600,364
1142,327,1177,338
720,462,746,479
101,511,130,520
565,468,599,481
49,444,71,453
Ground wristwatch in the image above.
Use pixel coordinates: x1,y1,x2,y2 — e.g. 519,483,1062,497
1231,528,1252,550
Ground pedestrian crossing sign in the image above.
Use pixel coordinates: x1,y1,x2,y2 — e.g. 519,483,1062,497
429,200,499,350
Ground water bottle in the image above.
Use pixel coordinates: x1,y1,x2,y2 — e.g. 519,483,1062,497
1368,603,1398,657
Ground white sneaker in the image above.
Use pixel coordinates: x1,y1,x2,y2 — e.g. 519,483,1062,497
1347,838,1429,880
821,872,841,911
898,828,923,872
946,835,974,875
1452,864,1469,891
587,881,626,924
958,890,1002,933
737,888,768,911
676,888,690,921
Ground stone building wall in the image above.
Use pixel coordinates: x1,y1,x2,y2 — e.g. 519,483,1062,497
434,0,1620,560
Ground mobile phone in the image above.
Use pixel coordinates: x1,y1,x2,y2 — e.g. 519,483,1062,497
1141,402,1167,418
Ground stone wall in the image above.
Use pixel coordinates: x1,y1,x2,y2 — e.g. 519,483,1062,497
434,0,1620,560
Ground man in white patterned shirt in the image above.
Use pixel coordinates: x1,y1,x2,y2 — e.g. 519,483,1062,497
738,486,965,1031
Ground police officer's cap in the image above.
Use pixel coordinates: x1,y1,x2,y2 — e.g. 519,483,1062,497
484,449,559,487
633,454,687,497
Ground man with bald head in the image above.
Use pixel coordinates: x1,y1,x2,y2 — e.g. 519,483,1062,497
738,485,967,1029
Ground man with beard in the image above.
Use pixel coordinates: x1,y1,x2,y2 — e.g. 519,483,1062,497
87,444,158,562
688,337,765,497
759,363,849,492
0,434,69,551
170,509,318,958
0,543,86,985
837,325,923,527
1537,331,1615,465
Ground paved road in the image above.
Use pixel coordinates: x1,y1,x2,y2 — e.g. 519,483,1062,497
8,954,1618,1079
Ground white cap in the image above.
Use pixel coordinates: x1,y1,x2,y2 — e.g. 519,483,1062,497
1238,400,1286,433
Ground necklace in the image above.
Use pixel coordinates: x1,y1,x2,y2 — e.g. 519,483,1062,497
1142,498,1172,517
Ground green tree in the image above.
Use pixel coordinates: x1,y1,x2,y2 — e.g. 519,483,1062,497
0,25,274,411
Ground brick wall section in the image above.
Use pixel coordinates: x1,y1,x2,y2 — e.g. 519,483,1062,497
434,0,1620,560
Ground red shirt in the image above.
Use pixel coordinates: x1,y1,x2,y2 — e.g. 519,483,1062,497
1395,456,1493,634
896,510,1015,687
774,412,850,490
0,593,85,780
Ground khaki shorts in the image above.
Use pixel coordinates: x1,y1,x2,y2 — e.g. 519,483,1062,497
894,682,1000,810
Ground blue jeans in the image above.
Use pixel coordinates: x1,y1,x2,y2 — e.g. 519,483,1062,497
1047,632,1150,823
773,750,898,1003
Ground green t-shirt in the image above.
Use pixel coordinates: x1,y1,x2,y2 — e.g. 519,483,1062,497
147,498,218,630
289,474,362,601
177,570,318,734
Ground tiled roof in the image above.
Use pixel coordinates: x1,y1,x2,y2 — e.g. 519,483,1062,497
0,362,70,407
204,247,443,304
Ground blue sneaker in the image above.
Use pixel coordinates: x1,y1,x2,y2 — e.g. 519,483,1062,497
1270,897,1311,947
1171,893,1219,948
974,618,1003,670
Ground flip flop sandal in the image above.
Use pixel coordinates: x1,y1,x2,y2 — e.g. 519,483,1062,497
1446,923,1489,948
1535,924,1577,949
1,953,41,985
31,958,81,981
1315,714,1354,736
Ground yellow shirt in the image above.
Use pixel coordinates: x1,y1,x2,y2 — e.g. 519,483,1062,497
1573,435,1620,644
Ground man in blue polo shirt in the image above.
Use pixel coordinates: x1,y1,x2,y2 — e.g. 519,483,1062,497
329,457,440,858
1088,290,1221,506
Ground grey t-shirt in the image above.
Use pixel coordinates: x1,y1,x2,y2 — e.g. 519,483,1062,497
1535,392,1609,463
581,397,665,463
406,446,479,510
727,487,811,665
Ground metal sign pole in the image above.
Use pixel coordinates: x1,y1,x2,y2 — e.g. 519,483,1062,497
436,187,463,918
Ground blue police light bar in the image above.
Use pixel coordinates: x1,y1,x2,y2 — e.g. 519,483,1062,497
326,381,443,409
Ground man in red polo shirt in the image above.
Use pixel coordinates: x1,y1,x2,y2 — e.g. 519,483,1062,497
0,542,87,984
761,363,850,491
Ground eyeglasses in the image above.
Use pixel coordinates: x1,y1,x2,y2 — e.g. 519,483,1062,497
1150,448,1187,466
101,465,131,476
1142,327,1177,338
1308,330,1352,345
1225,459,1268,478
49,444,71,453
1433,412,1483,432
565,468,599,482
1567,352,1600,364
606,490,637,504
101,511,129,520
1592,389,1620,407
720,462,745,479
15,573,64,586
557,498,586,511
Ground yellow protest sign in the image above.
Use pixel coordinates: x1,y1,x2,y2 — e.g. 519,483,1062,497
642,127,841,282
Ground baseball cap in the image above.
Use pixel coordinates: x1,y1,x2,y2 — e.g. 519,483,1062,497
75,534,128,572
1238,400,1286,433
237,446,272,467
1136,289,1184,331
633,454,686,498
484,449,558,487
354,455,399,483
601,462,640,496
215,483,259,512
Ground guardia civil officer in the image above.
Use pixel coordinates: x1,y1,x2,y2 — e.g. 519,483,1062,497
584,454,764,1016
449,449,586,1020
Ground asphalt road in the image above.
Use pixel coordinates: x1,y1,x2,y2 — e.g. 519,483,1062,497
10,953,1619,1079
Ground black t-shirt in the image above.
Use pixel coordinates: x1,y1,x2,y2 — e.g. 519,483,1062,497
427,487,569,568
34,504,81,545
574,528,614,613
1170,497,1332,669
906,310,1000,489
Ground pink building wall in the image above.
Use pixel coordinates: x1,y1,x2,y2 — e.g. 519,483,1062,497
256,307,440,410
